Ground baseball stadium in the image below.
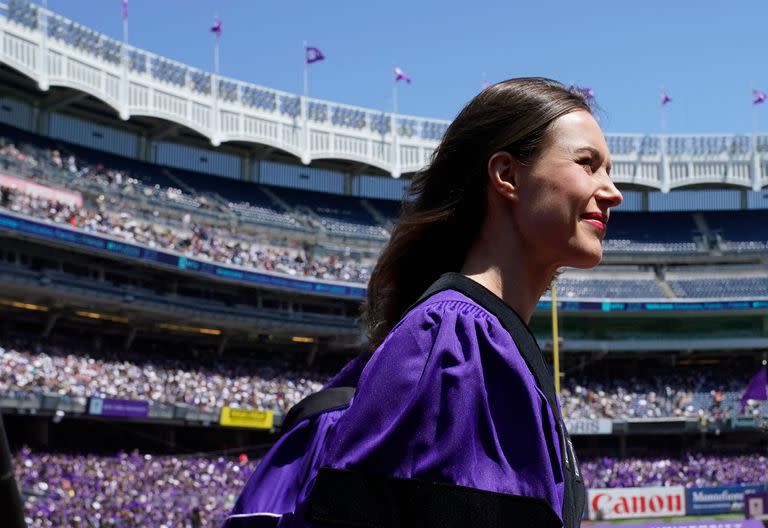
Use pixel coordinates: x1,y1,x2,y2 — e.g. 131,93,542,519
0,1,766,527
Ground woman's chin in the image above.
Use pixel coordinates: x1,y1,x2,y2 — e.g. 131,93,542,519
565,247,603,269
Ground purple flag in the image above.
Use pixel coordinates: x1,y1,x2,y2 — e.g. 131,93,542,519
740,365,767,412
121,0,128,21
753,89,767,105
306,46,325,64
394,67,411,84
660,91,672,106
211,19,222,38
482,80,491,90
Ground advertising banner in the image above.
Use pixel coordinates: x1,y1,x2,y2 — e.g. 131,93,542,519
588,486,686,520
745,492,768,520
0,172,83,207
88,397,149,419
220,407,274,429
686,484,764,515
564,418,613,435
729,416,758,430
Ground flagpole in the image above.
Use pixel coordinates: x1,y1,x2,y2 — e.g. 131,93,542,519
752,92,758,139
303,41,309,98
39,0,49,91
392,73,399,177
302,42,310,164
211,17,221,146
392,75,398,116
119,0,129,120
213,37,220,76
122,2,128,44
752,86,759,192
551,279,562,412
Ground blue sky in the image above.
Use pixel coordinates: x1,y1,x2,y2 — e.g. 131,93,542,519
41,0,768,134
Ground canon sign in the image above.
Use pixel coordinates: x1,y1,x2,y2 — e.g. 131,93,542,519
588,486,686,520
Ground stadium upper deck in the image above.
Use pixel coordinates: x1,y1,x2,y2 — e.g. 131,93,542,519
2,0,768,190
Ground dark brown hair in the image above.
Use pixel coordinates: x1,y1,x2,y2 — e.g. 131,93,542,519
363,77,591,350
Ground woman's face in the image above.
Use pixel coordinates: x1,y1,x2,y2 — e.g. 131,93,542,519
512,110,622,270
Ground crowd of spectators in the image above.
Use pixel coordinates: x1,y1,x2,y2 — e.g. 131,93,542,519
0,342,326,414
15,448,258,528
561,370,766,421
582,452,768,488
0,139,375,283
1,139,205,208
14,448,768,526
2,337,766,420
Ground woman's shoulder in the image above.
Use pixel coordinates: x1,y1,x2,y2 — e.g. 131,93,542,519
364,288,516,385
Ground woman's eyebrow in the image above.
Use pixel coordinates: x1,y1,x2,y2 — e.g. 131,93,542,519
572,146,602,158
573,146,612,174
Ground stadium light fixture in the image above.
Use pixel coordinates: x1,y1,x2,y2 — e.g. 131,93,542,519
156,322,221,335
290,336,315,343
74,310,129,323
0,299,49,312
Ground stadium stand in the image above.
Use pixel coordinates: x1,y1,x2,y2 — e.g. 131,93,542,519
581,453,768,488
551,270,667,299
165,167,308,232
668,275,768,298
270,186,389,241
664,265,768,298
0,340,325,414
14,448,768,527
6,128,768,297
0,131,379,281
706,210,768,251
3,337,765,421
365,197,402,225
15,448,259,528
602,212,702,254
561,369,768,420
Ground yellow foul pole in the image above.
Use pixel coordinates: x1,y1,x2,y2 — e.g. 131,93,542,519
550,279,561,410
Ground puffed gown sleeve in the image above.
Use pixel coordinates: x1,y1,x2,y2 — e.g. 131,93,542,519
292,293,566,527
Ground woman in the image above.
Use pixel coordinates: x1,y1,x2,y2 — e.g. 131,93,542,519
226,78,621,528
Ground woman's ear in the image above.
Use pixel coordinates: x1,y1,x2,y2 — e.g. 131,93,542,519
487,151,520,202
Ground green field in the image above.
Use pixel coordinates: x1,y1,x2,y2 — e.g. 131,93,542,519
583,512,745,525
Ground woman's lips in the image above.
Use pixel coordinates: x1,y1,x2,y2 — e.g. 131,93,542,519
583,219,606,231
581,212,608,232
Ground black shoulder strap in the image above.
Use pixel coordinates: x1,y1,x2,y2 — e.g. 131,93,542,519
281,386,355,434
407,272,468,313
307,468,562,528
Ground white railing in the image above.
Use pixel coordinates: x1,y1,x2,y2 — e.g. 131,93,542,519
2,0,768,188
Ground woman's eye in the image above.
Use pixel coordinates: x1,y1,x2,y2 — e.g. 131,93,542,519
578,158,594,173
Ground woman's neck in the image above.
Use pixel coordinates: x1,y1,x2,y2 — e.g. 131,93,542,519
460,230,555,323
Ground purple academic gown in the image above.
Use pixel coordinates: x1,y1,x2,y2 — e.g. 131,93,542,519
225,284,573,527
